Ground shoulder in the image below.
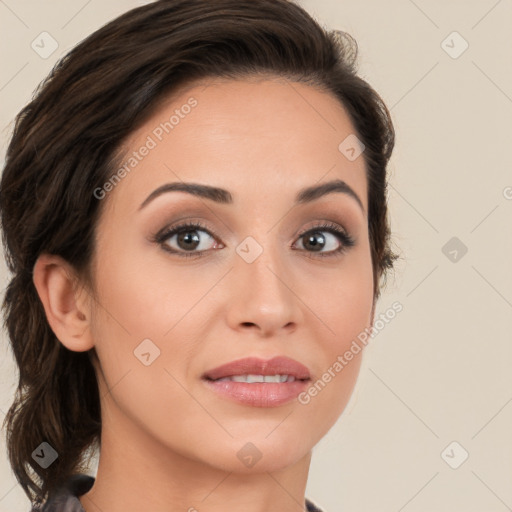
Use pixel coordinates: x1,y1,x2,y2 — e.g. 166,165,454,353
31,474,95,512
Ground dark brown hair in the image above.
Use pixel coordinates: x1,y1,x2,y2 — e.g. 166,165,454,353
0,0,397,505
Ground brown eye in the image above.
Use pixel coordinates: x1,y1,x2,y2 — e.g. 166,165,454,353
294,223,355,258
299,230,329,252
154,222,221,257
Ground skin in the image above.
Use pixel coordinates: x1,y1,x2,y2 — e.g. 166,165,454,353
33,75,375,512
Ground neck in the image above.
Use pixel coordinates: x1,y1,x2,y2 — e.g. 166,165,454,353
80,386,312,512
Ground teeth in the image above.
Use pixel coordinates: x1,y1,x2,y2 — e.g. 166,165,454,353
215,374,296,383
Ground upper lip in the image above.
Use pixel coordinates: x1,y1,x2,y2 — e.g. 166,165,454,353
202,356,311,381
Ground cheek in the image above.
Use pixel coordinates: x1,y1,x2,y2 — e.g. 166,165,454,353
90,240,187,336
86,239,170,385
87,233,219,400
299,243,373,418
311,239,374,339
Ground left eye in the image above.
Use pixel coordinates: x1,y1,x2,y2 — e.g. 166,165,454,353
292,223,355,258
294,229,341,253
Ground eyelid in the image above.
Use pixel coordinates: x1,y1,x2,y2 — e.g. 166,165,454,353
295,219,350,239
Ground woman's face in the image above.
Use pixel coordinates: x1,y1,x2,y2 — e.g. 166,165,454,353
86,76,374,473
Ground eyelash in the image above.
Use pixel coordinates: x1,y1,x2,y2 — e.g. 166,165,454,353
152,220,356,259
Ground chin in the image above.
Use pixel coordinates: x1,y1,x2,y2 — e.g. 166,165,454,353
198,432,312,474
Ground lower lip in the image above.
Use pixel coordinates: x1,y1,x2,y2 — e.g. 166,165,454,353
202,378,310,407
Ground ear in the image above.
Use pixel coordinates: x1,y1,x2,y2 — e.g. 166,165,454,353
32,253,95,352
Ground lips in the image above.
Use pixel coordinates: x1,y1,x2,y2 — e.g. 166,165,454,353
202,356,311,381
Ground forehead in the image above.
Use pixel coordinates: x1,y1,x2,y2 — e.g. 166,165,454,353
102,76,368,216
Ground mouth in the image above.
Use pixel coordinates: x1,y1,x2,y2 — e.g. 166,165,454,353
201,356,311,407
201,355,311,381
203,374,309,383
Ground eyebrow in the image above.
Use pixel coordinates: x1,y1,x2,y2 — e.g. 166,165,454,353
138,178,365,213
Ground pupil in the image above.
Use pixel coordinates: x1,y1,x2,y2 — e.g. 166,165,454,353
178,231,200,250
304,232,325,251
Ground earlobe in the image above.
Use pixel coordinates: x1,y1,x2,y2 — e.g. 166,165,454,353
32,253,95,352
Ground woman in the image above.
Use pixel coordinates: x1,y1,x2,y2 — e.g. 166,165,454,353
0,0,397,511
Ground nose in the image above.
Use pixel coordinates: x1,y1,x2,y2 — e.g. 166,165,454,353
225,241,303,337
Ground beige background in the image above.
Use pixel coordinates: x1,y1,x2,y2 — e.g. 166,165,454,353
1,1,511,511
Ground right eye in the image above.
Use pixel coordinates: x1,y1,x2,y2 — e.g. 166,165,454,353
153,221,224,258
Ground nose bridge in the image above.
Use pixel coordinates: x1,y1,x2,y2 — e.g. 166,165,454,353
227,231,301,334
241,236,285,295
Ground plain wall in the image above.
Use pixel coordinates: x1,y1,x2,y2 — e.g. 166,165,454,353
0,1,511,511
